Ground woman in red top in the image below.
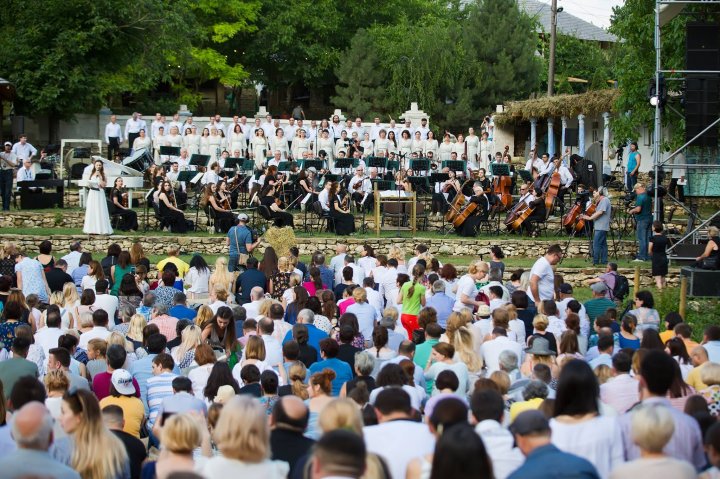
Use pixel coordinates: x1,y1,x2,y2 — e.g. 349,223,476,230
302,267,327,298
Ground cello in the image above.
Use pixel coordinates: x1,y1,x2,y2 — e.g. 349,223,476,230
572,202,596,233
544,171,561,211
445,179,472,222
452,201,478,229
493,145,513,211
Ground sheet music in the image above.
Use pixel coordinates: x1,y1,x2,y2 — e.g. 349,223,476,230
360,192,369,205
379,190,410,198
301,193,312,205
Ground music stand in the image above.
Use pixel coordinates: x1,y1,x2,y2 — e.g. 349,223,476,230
386,160,400,172
159,146,181,157
190,154,210,169
442,160,465,174
302,159,325,171
371,179,396,191
491,163,511,177
177,171,196,183
407,176,429,194
518,169,533,183
430,173,450,184
334,158,353,171
410,159,430,173
368,156,387,170
225,157,242,170
242,159,255,172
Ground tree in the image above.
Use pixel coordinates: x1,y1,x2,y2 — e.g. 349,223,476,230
545,35,615,94
462,0,543,114
609,0,687,148
0,0,196,140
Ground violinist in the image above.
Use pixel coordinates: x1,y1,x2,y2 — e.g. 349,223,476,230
206,181,235,233
327,181,356,236
501,152,517,192
455,181,491,237
297,167,320,211
522,186,547,237
477,168,499,211
201,161,221,186
109,178,139,232
259,183,294,228
581,186,612,266
348,166,370,207
158,180,191,233
166,161,188,208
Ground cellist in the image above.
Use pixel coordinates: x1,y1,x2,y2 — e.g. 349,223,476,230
455,181,491,237
554,152,575,215
521,186,547,237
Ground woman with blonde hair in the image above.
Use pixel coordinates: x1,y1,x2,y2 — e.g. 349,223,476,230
209,257,235,301
453,326,484,388
59,389,129,479
44,369,70,439
0,242,17,277
278,360,309,399
194,305,214,331
61,282,80,329
269,256,293,300
504,304,527,346
200,395,289,478
231,335,274,386
172,324,203,369
388,246,407,273
142,412,207,478
107,332,136,369
125,313,147,350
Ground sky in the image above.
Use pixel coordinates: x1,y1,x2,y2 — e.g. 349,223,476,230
537,0,624,29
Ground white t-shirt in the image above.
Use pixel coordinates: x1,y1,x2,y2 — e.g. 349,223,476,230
363,421,435,479
453,274,477,312
550,416,624,479
526,257,555,303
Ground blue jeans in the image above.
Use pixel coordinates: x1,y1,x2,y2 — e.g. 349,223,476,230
228,255,239,272
636,217,652,260
593,229,608,265
626,172,637,192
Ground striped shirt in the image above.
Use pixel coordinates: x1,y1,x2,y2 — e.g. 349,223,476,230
146,372,177,427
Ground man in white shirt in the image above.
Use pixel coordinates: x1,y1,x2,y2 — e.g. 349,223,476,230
168,113,183,135
600,350,639,414
256,318,283,366
330,244,348,286
79,309,112,349
34,308,65,367
481,327,523,374
61,241,83,276
401,119,414,137
318,182,330,212
16,159,35,182
363,278,384,318
524,147,543,173
416,118,430,140
262,114,275,138
249,117,262,140
284,118,297,141
344,255,365,285
242,287,265,320
406,244,428,273
471,389,524,479
351,117,365,139
369,118,384,141
556,284,588,322
381,340,426,389
125,112,143,146
11,135,37,164
480,268,510,302
93,279,119,322
527,245,562,304
363,388,435,479
104,115,123,161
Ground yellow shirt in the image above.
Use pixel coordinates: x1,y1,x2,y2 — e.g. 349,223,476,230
156,256,190,278
659,330,674,344
509,397,544,422
687,362,709,392
99,395,145,438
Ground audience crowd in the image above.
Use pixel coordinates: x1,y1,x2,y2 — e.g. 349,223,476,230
0,239,718,479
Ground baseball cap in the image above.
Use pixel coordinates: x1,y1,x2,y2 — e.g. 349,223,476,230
237,213,249,222
559,283,573,294
590,282,608,294
476,304,491,318
111,369,136,396
3,142,10,147
509,410,551,436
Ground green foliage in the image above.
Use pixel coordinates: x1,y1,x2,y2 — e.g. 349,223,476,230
608,0,687,148
549,35,615,94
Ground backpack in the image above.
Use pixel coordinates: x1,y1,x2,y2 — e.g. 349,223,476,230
611,274,630,301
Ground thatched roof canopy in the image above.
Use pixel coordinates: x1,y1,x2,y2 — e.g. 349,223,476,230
494,89,620,125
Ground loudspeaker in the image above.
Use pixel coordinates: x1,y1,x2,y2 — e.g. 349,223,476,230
687,22,720,70
564,128,579,147
685,22,720,146
681,266,720,297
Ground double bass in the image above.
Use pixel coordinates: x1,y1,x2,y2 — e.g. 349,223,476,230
543,171,561,211
492,145,513,211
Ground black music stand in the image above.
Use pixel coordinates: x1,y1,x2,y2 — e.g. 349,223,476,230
490,163,511,177
368,156,387,170
277,161,292,172
430,173,450,185
518,169,533,184
160,146,181,157
371,179,396,191
407,176,430,194
242,159,255,172
177,171,196,183
442,160,465,174
225,157,242,170
334,158,353,172
302,159,325,171
386,160,400,172
410,158,430,175
190,154,210,169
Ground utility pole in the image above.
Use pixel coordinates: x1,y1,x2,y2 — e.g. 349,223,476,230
548,0,558,96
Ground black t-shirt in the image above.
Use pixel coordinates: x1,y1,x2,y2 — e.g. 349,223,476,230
238,382,262,397
112,429,147,479
235,269,267,303
45,268,74,293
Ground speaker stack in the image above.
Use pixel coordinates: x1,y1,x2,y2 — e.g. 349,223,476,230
685,22,720,147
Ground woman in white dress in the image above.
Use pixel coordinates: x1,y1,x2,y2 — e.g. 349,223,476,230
466,127,480,169
183,127,200,155
374,129,390,157
83,160,113,235
452,133,466,160
411,131,424,156
316,129,335,169
438,133,453,161
250,129,269,170
360,132,374,158
229,124,245,157
209,127,223,162
152,127,166,164
292,129,310,160
387,130,398,155
425,131,439,159
132,128,152,153
270,128,290,160
199,128,212,157
399,130,413,159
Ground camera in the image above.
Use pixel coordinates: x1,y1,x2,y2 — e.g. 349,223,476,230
621,192,637,206
250,226,265,242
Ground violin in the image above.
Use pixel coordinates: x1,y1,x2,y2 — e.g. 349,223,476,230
121,190,128,208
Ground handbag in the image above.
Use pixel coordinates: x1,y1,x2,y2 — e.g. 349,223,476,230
701,256,718,270
233,227,249,267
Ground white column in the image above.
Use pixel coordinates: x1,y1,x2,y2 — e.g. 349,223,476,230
578,114,586,154
530,117,537,150
561,116,568,151
547,118,555,157
602,112,611,162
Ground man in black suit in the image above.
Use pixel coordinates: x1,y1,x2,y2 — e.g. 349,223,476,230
270,396,315,476
45,259,74,293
